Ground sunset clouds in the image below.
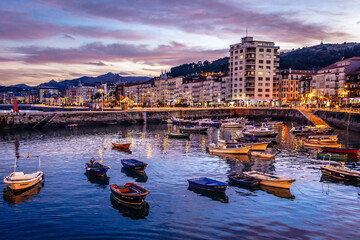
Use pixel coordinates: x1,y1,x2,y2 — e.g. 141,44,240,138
1,0,359,86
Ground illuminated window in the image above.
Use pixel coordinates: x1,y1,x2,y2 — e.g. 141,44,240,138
259,72,263,75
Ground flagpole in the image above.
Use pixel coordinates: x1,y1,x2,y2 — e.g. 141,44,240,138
38,156,41,171
14,157,18,173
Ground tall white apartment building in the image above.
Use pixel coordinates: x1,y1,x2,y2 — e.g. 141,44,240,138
229,36,280,106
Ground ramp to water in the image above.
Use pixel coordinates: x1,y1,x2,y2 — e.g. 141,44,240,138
297,108,329,127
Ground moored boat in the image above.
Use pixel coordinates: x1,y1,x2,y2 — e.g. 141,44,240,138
208,143,251,155
121,159,148,172
199,119,221,127
243,171,295,189
243,142,270,151
321,147,359,154
110,183,149,205
65,124,78,128
3,156,44,192
303,142,342,149
243,128,278,137
317,153,347,161
228,173,260,187
85,158,110,176
168,133,190,139
250,151,276,158
187,177,227,192
112,143,131,149
320,165,360,183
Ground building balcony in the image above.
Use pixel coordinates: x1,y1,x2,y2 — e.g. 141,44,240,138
245,66,255,71
245,59,256,64
246,48,256,53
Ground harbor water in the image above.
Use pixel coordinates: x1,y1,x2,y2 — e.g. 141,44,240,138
0,123,359,239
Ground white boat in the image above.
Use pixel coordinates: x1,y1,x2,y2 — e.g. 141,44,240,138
4,156,44,192
221,118,245,128
208,143,251,155
243,127,278,137
265,121,283,126
250,151,276,158
243,171,295,189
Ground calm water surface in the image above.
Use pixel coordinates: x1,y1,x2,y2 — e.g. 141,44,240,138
0,123,359,239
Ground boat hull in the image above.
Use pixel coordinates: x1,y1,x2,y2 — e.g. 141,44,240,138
317,153,347,160
321,166,360,182
168,133,190,139
303,142,341,148
85,163,110,176
259,179,294,189
4,171,44,192
228,174,260,187
187,178,227,192
180,127,208,133
110,183,149,205
112,143,131,149
243,132,278,137
243,171,295,189
243,142,270,151
121,159,148,172
321,147,359,154
209,146,250,155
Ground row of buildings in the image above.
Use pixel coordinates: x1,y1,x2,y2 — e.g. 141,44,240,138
2,36,360,108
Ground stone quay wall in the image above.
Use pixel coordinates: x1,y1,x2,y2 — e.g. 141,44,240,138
0,108,310,130
314,110,360,133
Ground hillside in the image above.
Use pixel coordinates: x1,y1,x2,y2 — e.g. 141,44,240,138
168,42,360,76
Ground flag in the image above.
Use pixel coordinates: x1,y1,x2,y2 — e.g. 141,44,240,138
27,152,29,158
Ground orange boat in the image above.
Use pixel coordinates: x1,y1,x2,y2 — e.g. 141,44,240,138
112,143,131,149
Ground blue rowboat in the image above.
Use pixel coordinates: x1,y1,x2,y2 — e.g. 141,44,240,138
110,183,149,205
121,159,148,172
85,159,110,176
187,177,227,192
228,173,260,187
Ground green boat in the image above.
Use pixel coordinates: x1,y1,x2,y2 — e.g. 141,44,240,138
168,133,190,139
317,153,347,161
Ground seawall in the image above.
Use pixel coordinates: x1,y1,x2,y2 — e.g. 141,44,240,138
314,110,360,133
0,108,309,130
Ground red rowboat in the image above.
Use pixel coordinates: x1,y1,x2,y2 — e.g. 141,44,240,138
321,147,359,154
112,143,131,149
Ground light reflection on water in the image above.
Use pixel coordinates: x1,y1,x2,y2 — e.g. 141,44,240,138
0,122,359,239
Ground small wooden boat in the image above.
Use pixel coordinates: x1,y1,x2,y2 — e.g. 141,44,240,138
228,173,260,187
208,143,251,155
265,121,283,126
308,135,338,140
180,126,208,133
317,153,347,161
303,142,341,149
110,183,149,205
321,165,360,183
250,151,276,159
243,171,295,189
187,177,227,192
112,143,131,149
243,142,270,151
243,128,278,137
3,156,44,192
321,147,359,154
85,158,110,176
199,119,221,127
168,133,190,139
121,159,148,172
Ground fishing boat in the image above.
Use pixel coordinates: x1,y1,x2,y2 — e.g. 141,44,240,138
187,177,227,192
289,126,311,134
208,143,251,155
168,133,190,139
265,121,283,126
321,147,359,154
85,158,110,176
228,173,260,187
317,153,347,161
112,143,131,149
121,159,148,172
180,126,208,133
110,183,149,205
110,195,150,219
303,142,341,149
243,142,270,151
320,165,360,183
308,135,338,140
250,151,276,158
3,156,44,192
221,118,244,128
243,171,295,189
308,138,338,144
243,128,278,137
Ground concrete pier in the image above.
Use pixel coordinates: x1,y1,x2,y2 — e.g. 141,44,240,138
0,108,309,130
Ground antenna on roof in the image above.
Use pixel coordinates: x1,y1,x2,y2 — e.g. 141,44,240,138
246,27,248,37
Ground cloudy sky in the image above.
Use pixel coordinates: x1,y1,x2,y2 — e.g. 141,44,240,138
1,0,359,86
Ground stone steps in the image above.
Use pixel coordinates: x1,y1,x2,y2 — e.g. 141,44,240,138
298,108,329,127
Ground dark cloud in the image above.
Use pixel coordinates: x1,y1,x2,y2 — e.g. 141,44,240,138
15,41,227,66
42,0,352,43
0,10,147,40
